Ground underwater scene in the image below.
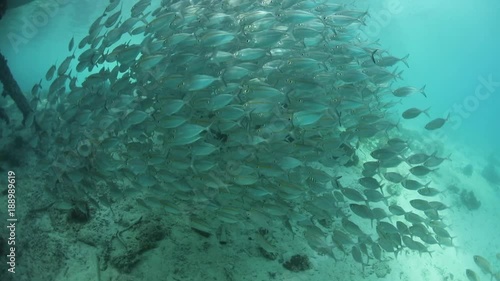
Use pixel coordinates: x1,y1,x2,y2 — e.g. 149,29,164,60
0,0,499,280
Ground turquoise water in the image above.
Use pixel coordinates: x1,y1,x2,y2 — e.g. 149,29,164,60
0,1,499,281
362,0,500,152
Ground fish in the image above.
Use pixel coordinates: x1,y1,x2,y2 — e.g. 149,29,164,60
473,255,492,275
351,245,367,271
425,114,450,130
45,64,57,81
57,53,75,76
393,85,426,98
200,30,236,47
401,179,431,190
466,269,479,281
409,165,437,176
432,225,453,241
27,0,453,270
417,187,441,196
105,0,121,13
358,177,383,191
363,189,388,205
404,236,432,256
371,243,382,260
409,223,429,239
376,54,410,68
383,172,406,183
340,187,366,203
402,107,430,119
341,217,366,237
377,222,400,236
388,204,406,216
332,229,354,247
370,148,398,160
350,204,373,220
68,36,74,52
277,9,317,24
370,208,388,222
234,48,267,61
31,79,42,96
131,0,150,17
105,8,122,28
424,153,451,167
410,199,433,211
404,212,428,224
185,75,221,91
428,201,448,211
292,110,324,127
406,152,434,165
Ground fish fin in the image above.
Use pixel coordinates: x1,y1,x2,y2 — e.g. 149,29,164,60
359,17,367,26
420,85,427,97
445,153,452,161
401,54,410,68
396,70,404,81
445,112,451,121
371,49,378,64
423,107,431,118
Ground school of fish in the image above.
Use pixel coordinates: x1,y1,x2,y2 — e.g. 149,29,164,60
27,0,461,275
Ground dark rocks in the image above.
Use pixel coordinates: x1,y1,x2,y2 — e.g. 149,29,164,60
462,164,473,177
68,200,90,223
460,190,481,211
283,254,311,272
482,164,500,187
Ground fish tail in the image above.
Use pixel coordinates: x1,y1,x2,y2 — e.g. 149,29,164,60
419,85,427,97
383,196,389,207
423,107,431,118
445,153,452,161
402,54,410,68
397,70,404,80
371,49,378,64
387,214,393,223
359,17,367,26
139,12,151,24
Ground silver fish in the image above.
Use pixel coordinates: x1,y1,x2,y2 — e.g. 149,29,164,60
402,107,430,119
425,114,450,130
393,85,426,98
